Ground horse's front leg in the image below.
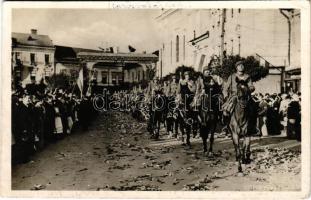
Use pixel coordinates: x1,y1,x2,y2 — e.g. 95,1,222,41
200,127,208,154
232,131,242,172
208,123,216,155
242,136,251,164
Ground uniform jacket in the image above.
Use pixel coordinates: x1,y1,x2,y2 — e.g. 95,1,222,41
223,73,254,98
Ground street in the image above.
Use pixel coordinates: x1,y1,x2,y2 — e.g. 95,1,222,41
12,111,301,191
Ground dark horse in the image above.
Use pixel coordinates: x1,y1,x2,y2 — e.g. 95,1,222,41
227,81,253,173
198,76,223,156
149,91,166,140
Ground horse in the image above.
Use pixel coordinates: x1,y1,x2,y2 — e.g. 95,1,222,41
149,91,166,140
227,81,252,173
198,76,223,156
177,102,192,146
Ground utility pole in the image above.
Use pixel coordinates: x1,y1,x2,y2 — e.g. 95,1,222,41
160,48,163,79
220,9,226,65
280,9,293,67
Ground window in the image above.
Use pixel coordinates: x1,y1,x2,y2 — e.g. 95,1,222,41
183,35,186,61
15,52,21,60
30,53,35,65
137,70,141,81
176,35,179,62
111,72,117,85
170,40,173,64
231,9,234,18
101,71,108,84
238,8,241,13
118,73,123,84
132,71,135,82
45,54,50,65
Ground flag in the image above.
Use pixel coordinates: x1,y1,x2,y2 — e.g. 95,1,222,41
152,50,159,57
35,65,45,83
128,45,136,52
198,54,206,72
77,68,83,97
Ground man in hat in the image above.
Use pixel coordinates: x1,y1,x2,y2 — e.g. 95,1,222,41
177,71,196,103
146,76,162,101
222,61,257,135
222,61,255,116
169,75,178,97
195,65,223,107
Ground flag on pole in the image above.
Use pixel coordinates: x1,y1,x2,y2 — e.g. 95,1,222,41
77,68,83,97
198,54,206,72
35,65,45,83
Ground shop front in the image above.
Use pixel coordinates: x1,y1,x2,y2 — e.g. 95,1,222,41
284,68,301,93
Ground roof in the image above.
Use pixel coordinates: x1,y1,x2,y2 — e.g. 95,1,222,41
12,32,54,48
77,52,158,62
55,45,102,62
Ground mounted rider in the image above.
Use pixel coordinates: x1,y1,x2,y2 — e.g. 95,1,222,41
177,71,196,110
176,71,196,146
146,76,163,134
169,75,178,97
222,61,258,135
194,65,223,109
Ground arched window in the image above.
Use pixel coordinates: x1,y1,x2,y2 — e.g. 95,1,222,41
176,35,179,62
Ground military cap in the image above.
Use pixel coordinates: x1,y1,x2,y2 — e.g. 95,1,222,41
202,65,211,73
184,71,191,75
235,61,244,68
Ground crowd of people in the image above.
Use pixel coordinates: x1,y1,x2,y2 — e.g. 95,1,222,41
12,78,98,164
253,92,301,140
110,64,301,142
11,62,301,163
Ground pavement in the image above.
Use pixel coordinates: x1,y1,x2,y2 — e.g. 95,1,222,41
12,111,301,191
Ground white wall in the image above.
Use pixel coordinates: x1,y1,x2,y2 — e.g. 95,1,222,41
12,47,54,86
156,9,300,76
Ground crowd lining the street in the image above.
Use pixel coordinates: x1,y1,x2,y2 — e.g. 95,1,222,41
12,78,98,164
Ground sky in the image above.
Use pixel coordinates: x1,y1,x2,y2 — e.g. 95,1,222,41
12,9,163,53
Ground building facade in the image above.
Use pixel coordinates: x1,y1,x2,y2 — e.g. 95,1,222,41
155,9,300,93
12,29,55,87
77,52,158,88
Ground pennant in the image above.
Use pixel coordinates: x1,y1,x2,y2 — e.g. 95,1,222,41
77,68,83,97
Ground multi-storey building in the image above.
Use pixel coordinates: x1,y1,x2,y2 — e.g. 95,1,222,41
55,45,158,90
12,29,55,86
155,9,300,93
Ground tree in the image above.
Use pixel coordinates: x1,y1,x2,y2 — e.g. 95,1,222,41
145,64,157,80
212,55,269,82
46,73,71,90
174,65,203,81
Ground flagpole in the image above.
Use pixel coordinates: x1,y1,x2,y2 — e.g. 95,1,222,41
86,68,96,96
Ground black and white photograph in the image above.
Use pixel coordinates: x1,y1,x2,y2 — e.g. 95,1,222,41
1,1,310,199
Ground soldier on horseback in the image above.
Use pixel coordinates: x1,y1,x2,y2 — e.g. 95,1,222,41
165,75,179,139
177,71,196,147
146,76,163,138
222,61,258,172
222,61,255,121
195,65,223,109
195,65,223,155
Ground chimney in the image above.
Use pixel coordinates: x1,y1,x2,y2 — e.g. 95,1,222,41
31,29,37,35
